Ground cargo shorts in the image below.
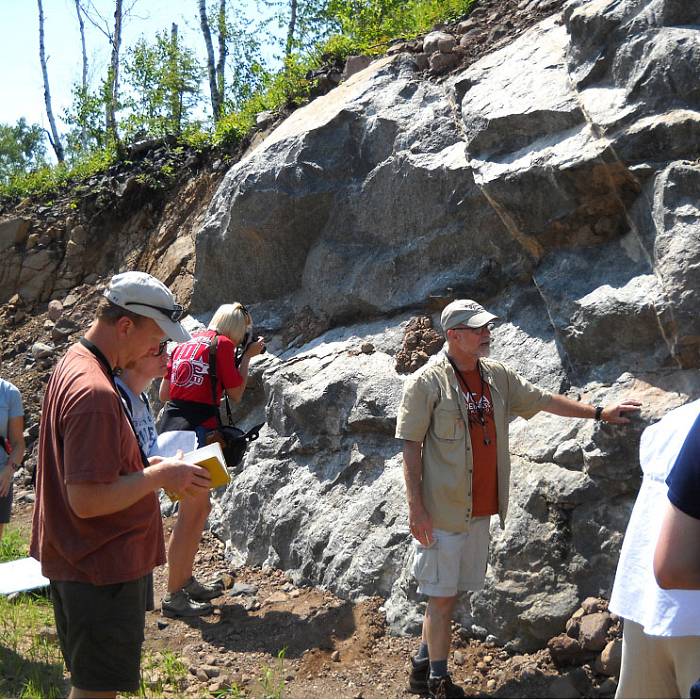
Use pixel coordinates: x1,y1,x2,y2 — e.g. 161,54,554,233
412,517,491,597
50,575,151,692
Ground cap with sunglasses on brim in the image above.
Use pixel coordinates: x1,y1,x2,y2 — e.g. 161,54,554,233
103,271,191,343
441,299,498,332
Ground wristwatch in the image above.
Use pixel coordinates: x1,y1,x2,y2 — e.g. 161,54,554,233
594,406,604,421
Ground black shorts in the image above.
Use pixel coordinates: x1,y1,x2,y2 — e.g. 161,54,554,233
0,481,12,524
50,575,150,693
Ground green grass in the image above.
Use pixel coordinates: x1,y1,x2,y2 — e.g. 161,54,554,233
0,525,29,562
257,648,287,699
0,592,67,698
130,649,189,698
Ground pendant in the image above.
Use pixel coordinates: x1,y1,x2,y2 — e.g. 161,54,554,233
483,437,491,445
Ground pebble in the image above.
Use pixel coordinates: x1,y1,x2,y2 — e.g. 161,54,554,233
231,582,259,596
486,679,497,690
331,650,341,662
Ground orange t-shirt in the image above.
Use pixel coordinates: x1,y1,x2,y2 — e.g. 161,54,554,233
30,343,166,584
456,368,499,517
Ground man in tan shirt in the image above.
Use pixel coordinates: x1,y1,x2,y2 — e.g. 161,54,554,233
396,299,640,699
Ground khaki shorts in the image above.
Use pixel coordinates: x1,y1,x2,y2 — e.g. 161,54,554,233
412,517,491,597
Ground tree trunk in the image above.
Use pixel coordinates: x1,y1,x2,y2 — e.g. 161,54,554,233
286,0,298,57
199,0,221,121
37,0,64,162
105,0,123,147
74,0,88,90
215,0,227,113
74,0,89,148
170,23,183,133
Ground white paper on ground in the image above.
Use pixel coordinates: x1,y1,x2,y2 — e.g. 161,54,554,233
0,556,49,594
153,430,198,458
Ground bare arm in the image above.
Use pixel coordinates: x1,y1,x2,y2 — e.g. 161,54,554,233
159,378,170,402
225,338,265,403
403,440,433,546
654,500,700,589
0,415,26,498
543,394,641,424
67,458,210,519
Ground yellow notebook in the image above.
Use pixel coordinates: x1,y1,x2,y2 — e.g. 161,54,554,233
166,442,230,501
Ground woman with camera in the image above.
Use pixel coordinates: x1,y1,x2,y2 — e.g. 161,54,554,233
157,302,264,617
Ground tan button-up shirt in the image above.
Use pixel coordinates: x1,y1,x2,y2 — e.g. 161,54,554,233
395,352,552,532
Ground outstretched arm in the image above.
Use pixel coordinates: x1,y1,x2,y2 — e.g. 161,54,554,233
543,395,641,424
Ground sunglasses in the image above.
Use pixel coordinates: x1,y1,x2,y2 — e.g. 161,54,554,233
126,301,185,322
154,340,168,356
452,322,495,333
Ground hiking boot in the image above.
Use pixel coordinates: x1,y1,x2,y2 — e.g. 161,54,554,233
161,589,213,618
183,575,224,602
408,656,430,696
428,674,466,699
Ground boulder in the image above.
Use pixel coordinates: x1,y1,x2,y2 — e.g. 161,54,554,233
595,638,622,677
547,634,588,665
0,218,31,251
579,612,612,651
342,55,372,80
422,31,455,54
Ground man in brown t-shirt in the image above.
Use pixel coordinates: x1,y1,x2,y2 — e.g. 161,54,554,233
30,271,211,699
396,299,641,699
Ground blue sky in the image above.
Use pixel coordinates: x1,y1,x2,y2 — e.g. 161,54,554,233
0,0,275,132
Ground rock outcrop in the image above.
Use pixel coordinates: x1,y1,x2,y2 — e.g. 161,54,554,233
3,0,698,655
190,0,700,651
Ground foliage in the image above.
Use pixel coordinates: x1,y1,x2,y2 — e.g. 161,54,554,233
122,29,203,139
257,647,287,698
0,147,116,201
63,85,107,158
213,50,315,148
0,119,48,184
4,0,476,197
0,525,29,562
325,0,475,52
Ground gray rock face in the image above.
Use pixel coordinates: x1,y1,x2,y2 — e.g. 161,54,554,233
192,56,525,319
198,0,700,651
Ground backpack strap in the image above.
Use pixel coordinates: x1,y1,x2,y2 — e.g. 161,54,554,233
116,382,134,417
208,333,234,428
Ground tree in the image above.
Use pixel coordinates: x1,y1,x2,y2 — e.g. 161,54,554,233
37,0,65,162
198,0,222,120
122,27,202,137
74,0,90,150
286,0,298,56
0,119,47,183
105,0,123,146
216,0,227,110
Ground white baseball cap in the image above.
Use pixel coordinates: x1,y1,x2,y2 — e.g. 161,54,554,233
440,299,498,331
103,271,191,342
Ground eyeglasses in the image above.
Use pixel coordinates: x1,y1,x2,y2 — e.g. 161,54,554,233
154,340,168,356
126,301,185,322
452,322,495,333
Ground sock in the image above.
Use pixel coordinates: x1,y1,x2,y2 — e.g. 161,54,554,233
414,641,429,663
429,659,448,679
